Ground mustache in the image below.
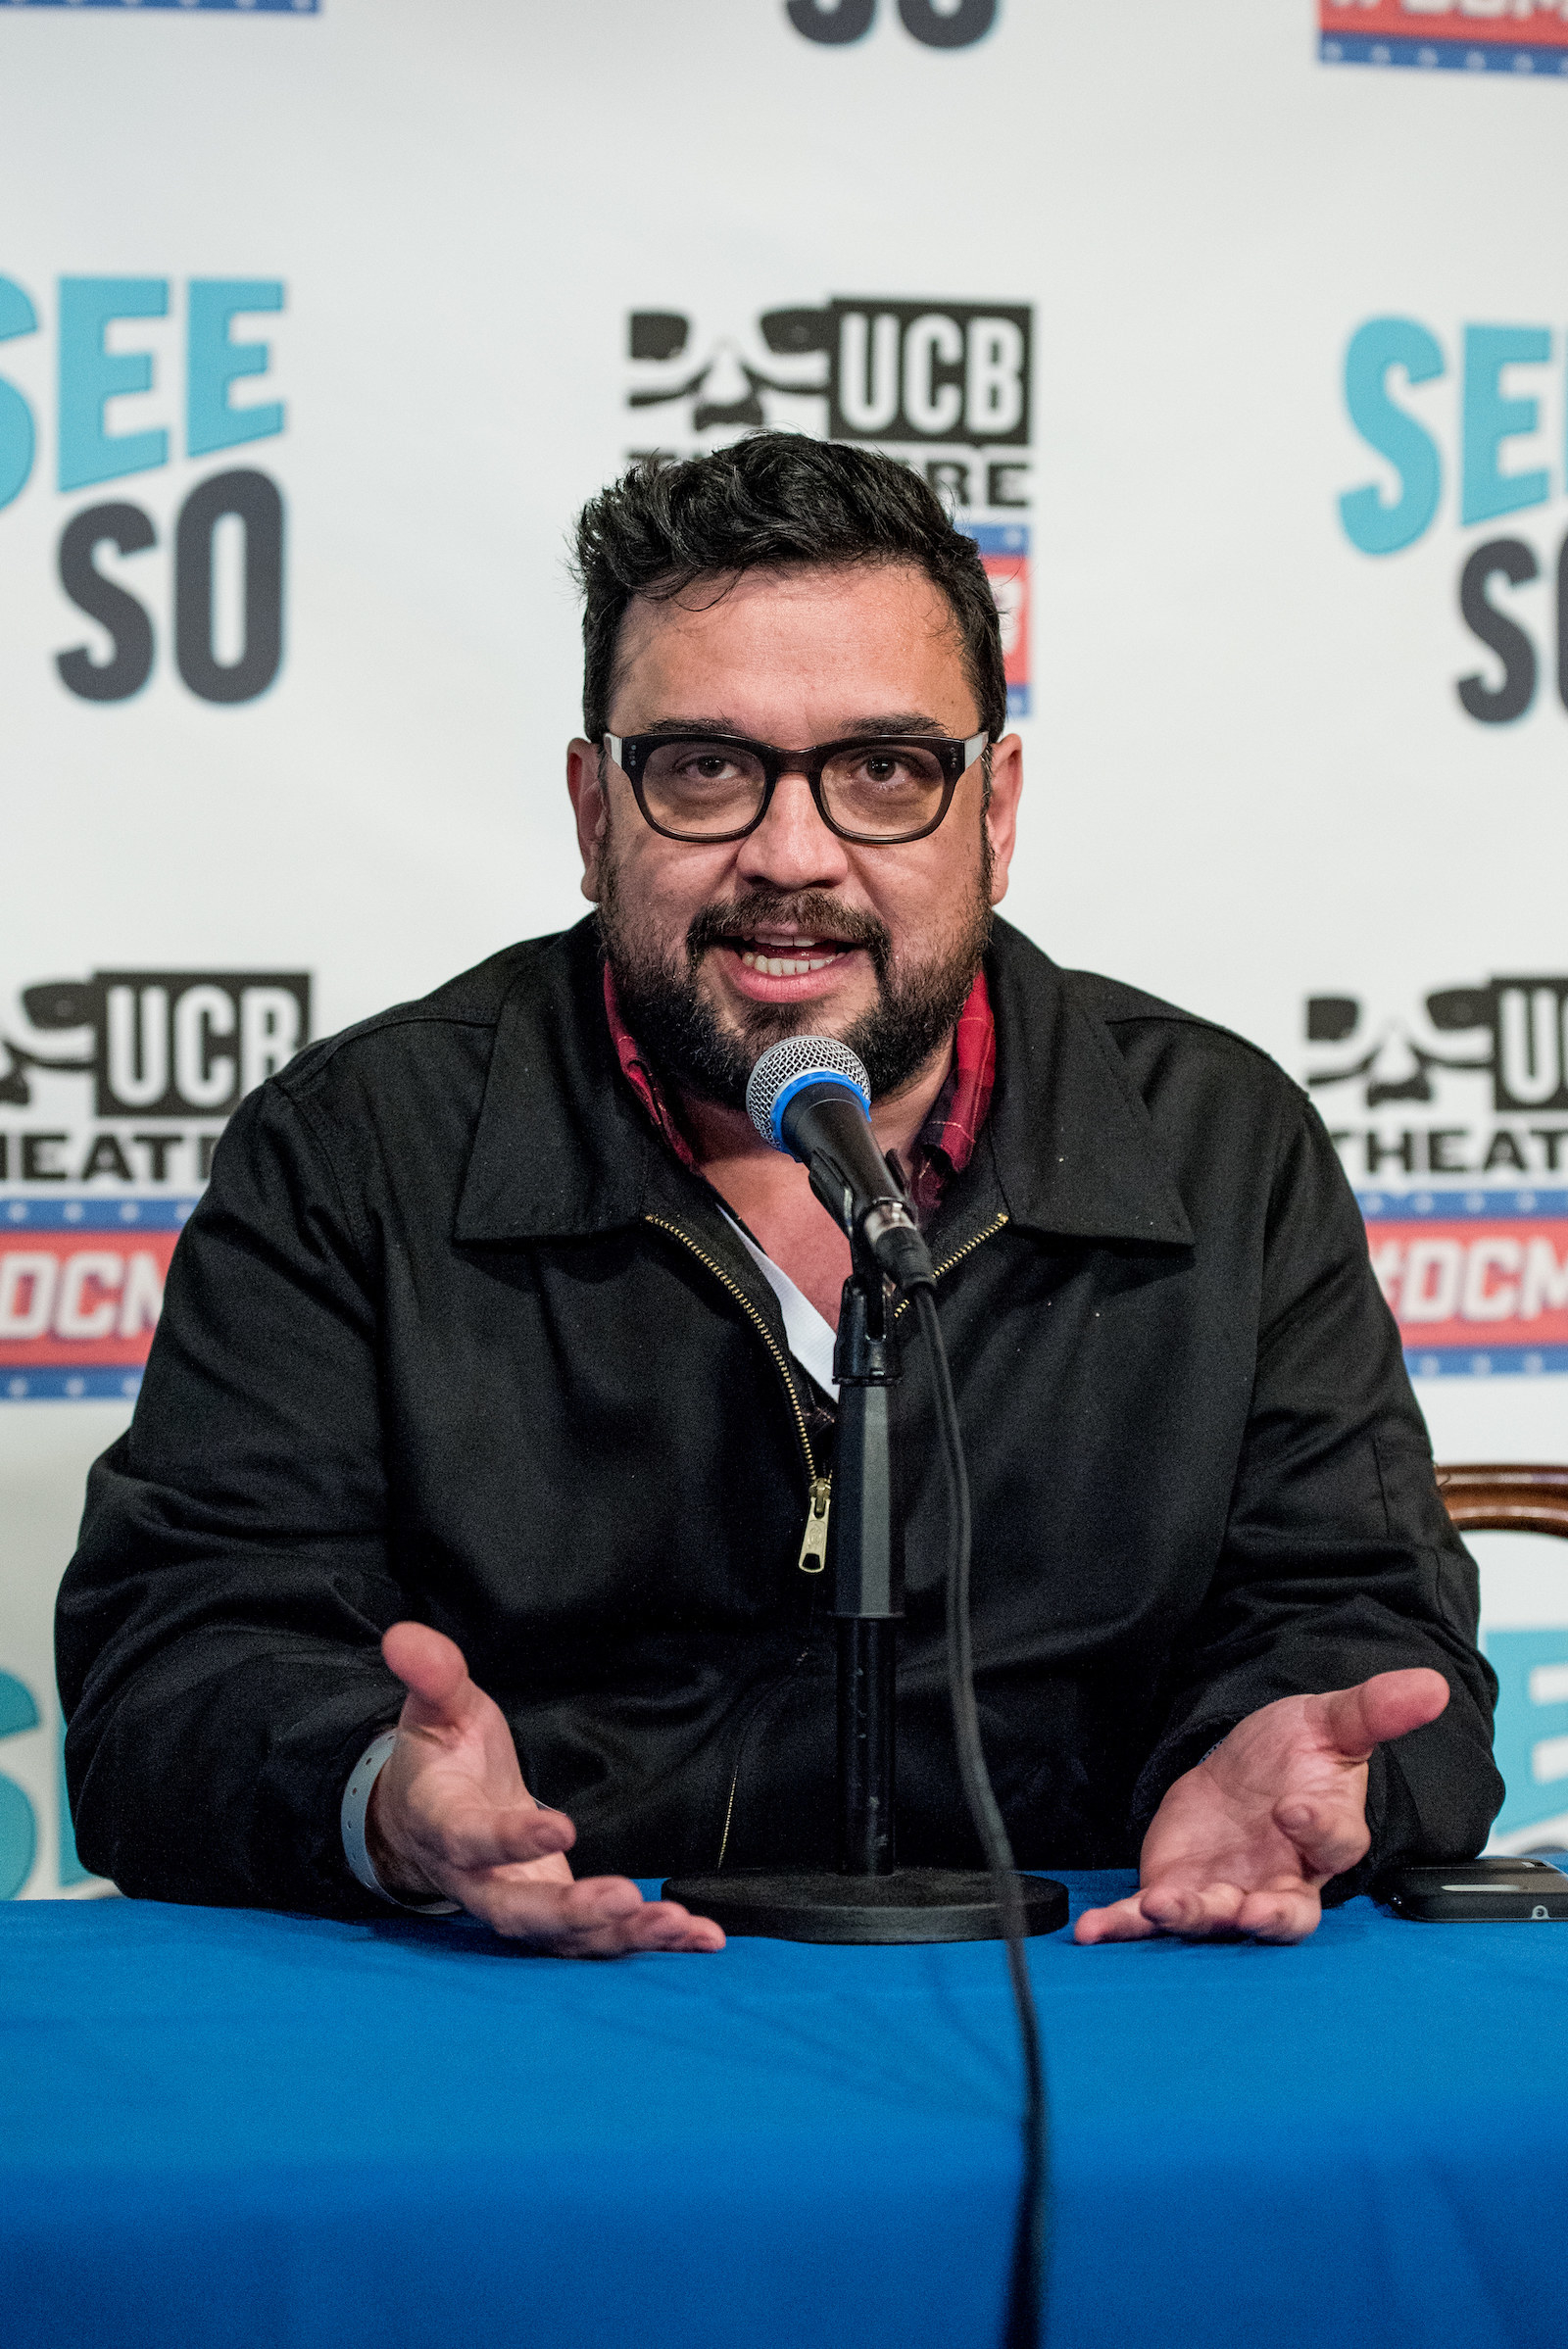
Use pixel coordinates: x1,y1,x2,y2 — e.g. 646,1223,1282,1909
685,891,891,976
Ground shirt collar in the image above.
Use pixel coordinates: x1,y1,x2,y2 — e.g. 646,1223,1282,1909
601,964,702,1176
601,960,995,1214
454,916,1191,1252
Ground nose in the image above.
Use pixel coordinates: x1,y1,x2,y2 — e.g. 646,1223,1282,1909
735,766,851,894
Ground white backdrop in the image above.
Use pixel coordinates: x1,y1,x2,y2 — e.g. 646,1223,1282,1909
1,0,1565,1897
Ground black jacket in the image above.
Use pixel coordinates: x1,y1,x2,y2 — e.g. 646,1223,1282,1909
57,917,1501,1910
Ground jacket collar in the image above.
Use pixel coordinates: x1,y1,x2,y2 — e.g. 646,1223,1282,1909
980,918,1194,1248
454,914,1192,1252
454,920,657,1245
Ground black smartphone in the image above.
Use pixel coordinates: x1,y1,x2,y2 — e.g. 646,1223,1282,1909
1376,1854,1568,1922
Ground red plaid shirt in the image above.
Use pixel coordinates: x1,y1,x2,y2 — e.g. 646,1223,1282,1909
602,961,995,1222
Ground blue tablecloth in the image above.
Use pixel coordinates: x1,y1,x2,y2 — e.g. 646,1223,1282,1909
3,1870,1566,2349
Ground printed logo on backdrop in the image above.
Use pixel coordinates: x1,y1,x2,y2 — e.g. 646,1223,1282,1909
0,274,287,704
786,0,997,48
625,299,1032,716
1306,977,1568,1373
1319,1,1568,75
1338,311,1568,727
0,971,309,1401
0,2,318,13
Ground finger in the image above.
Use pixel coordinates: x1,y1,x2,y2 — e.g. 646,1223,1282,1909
1074,1894,1160,1944
424,1797,576,1873
472,1873,724,1955
1139,1879,1249,1936
1232,1884,1322,1943
382,1621,474,1726
1317,1668,1449,1761
618,1899,727,1955
1272,1793,1370,1881
535,1884,727,1958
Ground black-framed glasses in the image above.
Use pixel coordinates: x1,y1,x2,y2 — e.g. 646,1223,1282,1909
603,729,989,846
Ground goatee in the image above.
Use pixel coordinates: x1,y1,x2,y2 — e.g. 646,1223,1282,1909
598,856,993,1114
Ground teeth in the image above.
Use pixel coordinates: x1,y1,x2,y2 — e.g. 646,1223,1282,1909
739,947,844,978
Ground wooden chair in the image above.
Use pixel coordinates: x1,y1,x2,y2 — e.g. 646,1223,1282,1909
1436,1465,1568,1859
1436,1464,1568,1541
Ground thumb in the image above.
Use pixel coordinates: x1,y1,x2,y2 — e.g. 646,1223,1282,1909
1317,1667,1449,1762
381,1621,475,1729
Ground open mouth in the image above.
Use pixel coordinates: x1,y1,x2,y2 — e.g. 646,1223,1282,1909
731,938,858,979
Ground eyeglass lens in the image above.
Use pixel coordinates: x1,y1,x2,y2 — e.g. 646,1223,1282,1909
638,739,951,840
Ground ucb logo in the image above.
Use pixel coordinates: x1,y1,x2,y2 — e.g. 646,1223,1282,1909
1,972,310,1119
827,301,1028,446
787,0,996,46
1309,977,1568,1116
1479,980,1568,1113
629,300,1028,451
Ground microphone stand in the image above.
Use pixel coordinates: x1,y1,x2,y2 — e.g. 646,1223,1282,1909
663,1234,1065,1944
832,1262,901,1879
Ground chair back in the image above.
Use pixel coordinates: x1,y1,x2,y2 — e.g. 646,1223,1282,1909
1436,1464,1568,1542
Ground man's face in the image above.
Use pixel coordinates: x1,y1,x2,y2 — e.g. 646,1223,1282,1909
565,561,1022,1109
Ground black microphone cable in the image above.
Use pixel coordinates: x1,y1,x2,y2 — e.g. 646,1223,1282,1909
745,1034,1048,2337
911,1283,1049,2349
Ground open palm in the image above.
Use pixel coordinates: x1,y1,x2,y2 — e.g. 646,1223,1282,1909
1075,1669,1450,1945
368,1623,723,1956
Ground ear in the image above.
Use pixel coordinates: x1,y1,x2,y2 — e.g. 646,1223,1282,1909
982,733,1023,907
566,737,610,904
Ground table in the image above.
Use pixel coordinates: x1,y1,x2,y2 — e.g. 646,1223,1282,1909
3,1871,1565,2349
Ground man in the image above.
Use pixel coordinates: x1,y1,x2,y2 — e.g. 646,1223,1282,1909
58,434,1500,1956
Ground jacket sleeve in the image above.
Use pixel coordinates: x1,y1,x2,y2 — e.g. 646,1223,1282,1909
1130,1096,1503,1890
56,1077,412,1915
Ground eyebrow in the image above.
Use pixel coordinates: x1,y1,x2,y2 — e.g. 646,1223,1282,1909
631,712,951,740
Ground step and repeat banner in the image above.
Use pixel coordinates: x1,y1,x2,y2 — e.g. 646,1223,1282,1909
0,0,1564,1896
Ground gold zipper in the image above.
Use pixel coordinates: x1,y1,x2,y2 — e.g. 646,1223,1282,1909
643,1213,817,1481
646,1205,1008,1869
646,1211,829,1873
715,1766,741,1871
895,1210,1010,1319
795,1477,831,1574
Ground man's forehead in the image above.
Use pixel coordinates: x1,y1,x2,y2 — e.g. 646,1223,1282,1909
607,560,968,716
633,709,946,739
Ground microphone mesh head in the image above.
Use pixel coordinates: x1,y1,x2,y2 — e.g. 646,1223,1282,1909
747,1034,871,1151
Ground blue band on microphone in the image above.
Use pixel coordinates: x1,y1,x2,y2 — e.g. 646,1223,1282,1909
768,1067,870,1151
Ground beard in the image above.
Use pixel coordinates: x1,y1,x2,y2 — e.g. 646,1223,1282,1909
597,835,994,1114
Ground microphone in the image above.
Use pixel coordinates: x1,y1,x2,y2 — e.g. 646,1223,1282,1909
746,1036,935,1291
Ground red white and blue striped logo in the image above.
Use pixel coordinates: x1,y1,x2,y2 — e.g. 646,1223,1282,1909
0,1198,195,1401
1321,1,1568,74
1361,1187,1568,1375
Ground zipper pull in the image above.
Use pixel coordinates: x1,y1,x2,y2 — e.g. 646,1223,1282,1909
796,1477,832,1574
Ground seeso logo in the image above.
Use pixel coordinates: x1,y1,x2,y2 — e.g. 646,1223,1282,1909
0,274,287,704
786,0,996,47
1339,315,1568,725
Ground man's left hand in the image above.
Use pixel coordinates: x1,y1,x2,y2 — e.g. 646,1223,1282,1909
1074,1667,1450,1946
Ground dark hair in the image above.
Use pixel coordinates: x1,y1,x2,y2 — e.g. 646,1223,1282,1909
570,432,1007,745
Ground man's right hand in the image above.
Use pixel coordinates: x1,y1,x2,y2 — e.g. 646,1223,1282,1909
367,1622,724,1956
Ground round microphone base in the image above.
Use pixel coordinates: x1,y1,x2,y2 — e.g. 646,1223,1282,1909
660,1866,1068,1946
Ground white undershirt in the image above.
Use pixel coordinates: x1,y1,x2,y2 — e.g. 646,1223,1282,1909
719,1209,840,1399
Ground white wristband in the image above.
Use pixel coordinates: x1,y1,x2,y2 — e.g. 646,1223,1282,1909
341,1729,460,1915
